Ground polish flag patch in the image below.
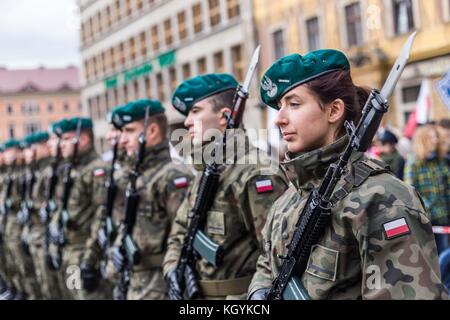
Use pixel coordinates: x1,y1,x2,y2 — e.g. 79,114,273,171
93,168,105,177
432,226,450,234
174,177,189,188
383,218,410,239
256,179,273,193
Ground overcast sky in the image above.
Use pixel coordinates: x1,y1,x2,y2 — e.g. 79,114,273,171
0,0,80,69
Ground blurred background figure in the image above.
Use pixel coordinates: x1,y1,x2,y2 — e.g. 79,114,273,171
404,124,450,255
377,129,405,180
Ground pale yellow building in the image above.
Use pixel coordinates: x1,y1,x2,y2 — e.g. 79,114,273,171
253,0,450,131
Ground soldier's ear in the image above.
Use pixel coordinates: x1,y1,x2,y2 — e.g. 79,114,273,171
327,98,345,124
219,107,232,127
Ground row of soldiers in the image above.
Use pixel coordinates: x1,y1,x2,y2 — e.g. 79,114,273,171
0,46,447,300
0,72,288,300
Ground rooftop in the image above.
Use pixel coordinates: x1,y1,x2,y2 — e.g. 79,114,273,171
0,66,80,94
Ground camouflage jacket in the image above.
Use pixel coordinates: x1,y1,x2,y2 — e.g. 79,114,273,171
163,129,289,282
82,149,130,267
25,157,53,245
49,148,107,248
107,141,193,278
249,136,448,300
4,165,24,241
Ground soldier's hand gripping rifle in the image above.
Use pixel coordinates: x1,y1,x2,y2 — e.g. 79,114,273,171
51,119,82,270
41,136,62,269
168,45,261,300
98,134,120,278
0,163,15,244
114,107,150,300
266,32,416,300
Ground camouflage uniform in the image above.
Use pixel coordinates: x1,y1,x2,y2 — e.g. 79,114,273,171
25,157,62,299
49,148,108,300
106,141,193,300
249,136,449,300
163,129,289,299
0,164,10,294
4,165,27,297
81,149,129,297
16,164,42,299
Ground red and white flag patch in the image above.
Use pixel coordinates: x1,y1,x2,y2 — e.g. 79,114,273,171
256,179,273,193
432,226,450,234
383,218,410,239
174,177,189,188
93,168,105,177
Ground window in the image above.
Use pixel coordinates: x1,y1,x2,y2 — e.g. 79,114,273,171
126,0,133,16
89,17,94,38
231,44,243,81
213,51,224,73
345,2,363,47
115,0,122,22
140,31,147,57
306,17,320,51
119,42,126,66
110,47,116,71
63,101,70,112
209,0,221,27
137,0,144,10
393,0,415,35
129,37,136,63
177,11,188,41
97,12,102,33
193,4,203,34
226,0,240,19
145,77,152,98
101,51,107,74
8,124,14,139
156,73,165,101
47,102,53,112
124,85,129,103
78,102,82,111
164,18,173,46
7,104,13,114
21,101,39,114
197,57,207,74
182,63,191,79
169,67,177,94
106,6,112,28
93,56,98,78
24,123,40,135
133,80,140,99
151,25,160,52
401,84,421,103
272,29,285,60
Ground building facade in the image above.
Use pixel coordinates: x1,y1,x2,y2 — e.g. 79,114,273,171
0,66,81,142
253,0,450,132
79,0,263,151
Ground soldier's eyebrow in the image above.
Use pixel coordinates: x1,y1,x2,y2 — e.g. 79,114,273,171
279,93,302,106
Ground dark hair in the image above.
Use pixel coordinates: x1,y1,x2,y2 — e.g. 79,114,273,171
438,118,450,129
209,89,236,113
305,69,370,138
148,113,168,138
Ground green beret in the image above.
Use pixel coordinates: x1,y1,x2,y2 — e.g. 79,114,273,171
0,144,5,152
24,131,50,146
260,49,350,109
3,139,22,150
172,73,238,115
53,117,93,135
111,99,164,129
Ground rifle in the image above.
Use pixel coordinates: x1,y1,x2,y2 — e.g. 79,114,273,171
169,45,261,300
98,134,120,278
51,119,82,270
41,137,62,269
114,107,150,300
0,163,15,244
266,32,417,300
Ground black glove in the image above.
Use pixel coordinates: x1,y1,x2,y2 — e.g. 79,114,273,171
166,269,183,300
113,285,126,300
80,262,100,292
184,265,200,300
248,288,270,300
111,246,125,272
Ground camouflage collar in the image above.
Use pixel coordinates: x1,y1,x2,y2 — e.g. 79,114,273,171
139,140,171,170
190,128,251,171
282,135,349,188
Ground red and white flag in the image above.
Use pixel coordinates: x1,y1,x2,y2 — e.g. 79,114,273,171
383,218,410,239
416,79,432,124
174,177,188,188
432,226,450,234
93,168,105,177
256,179,273,193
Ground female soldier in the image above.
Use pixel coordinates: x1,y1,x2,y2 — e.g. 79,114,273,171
248,50,448,299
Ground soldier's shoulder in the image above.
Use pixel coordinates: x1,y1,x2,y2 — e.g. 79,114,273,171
82,156,108,179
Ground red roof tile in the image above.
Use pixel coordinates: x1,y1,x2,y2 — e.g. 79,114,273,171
0,66,80,93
